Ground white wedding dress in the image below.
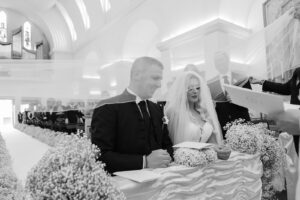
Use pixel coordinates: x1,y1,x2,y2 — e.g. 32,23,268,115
183,121,213,143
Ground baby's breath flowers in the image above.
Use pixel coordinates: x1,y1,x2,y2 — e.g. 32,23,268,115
0,132,23,199
174,147,217,167
15,123,74,147
26,135,125,200
225,119,285,200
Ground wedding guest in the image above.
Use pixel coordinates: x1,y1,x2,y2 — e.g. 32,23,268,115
251,67,300,104
91,56,173,174
211,51,251,137
165,71,223,145
251,66,300,152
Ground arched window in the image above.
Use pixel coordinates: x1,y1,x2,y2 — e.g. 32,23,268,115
0,11,7,42
100,0,111,13
75,0,90,30
56,2,77,41
23,21,32,49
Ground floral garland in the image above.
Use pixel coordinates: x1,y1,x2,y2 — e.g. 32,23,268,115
224,119,286,200
26,134,125,200
14,123,79,147
174,147,217,167
14,123,125,199
0,132,23,199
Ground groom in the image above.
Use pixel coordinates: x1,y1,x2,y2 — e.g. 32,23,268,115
91,56,173,174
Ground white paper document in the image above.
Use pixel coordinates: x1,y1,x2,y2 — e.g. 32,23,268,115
173,141,213,150
113,169,161,183
224,84,285,115
284,102,300,110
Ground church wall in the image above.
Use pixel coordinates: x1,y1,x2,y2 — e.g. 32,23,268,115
0,7,50,55
71,0,267,95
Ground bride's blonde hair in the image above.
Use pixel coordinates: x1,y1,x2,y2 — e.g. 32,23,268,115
165,71,223,145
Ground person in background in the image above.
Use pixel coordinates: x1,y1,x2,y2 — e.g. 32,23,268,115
91,56,173,174
17,112,22,123
212,51,252,137
251,67,300,104
165,71,223,145
251,67,300,152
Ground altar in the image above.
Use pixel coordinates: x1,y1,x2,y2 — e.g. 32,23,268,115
113,151,263,200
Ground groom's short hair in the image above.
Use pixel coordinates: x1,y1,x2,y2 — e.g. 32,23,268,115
130,57,164,78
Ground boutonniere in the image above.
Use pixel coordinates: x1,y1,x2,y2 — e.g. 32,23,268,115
162,116,169,125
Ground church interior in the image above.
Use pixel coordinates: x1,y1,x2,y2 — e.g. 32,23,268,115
0,0,299,199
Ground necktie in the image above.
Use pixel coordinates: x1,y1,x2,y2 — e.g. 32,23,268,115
138,100,158,149
138,100,150,121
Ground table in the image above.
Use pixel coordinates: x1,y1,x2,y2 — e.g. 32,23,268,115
113,151,263,200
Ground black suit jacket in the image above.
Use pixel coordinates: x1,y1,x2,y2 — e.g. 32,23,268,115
262,68,300,153
263,79,300,104
215,79,251,137
91,90,173,174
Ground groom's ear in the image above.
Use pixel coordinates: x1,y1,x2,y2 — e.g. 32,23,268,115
132,70,143,82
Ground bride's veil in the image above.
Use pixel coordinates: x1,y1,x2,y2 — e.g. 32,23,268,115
165,71,223,145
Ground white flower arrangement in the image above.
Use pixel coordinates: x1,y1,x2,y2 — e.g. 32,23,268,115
15,123,77,147
0,132,23,199
225,120,260,154
225,119,285,200
26,135,125,200
173,147,217,167
162,116,169,125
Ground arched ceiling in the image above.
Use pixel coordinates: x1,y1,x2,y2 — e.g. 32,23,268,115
0,0,264,57
0,0,269,99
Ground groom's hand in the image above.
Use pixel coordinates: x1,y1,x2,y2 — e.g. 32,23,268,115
146,149,171,168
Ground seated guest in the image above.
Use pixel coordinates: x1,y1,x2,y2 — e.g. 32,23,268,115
165,71,223,145
91,56,173,174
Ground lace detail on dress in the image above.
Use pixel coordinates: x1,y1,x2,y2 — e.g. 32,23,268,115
183,121,213,143
200,122,213,143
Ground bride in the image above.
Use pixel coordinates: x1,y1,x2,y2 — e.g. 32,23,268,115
165,71,223,145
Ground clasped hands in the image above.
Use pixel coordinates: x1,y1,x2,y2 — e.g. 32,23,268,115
146,149,172,168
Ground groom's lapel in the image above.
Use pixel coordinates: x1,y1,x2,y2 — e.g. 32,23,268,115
147,100,158,119
119,90,143,120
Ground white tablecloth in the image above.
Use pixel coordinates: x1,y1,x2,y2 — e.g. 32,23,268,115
113,151,263,200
